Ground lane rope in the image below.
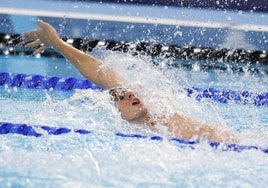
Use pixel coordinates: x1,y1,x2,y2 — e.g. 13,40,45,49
0,122,267,154
1,72,268,106
0,72,102,91
1,33,268,68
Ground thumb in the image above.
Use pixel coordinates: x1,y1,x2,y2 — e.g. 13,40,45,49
37,20,51,30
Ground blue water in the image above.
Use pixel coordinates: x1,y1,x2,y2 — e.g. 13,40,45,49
0,51,268,187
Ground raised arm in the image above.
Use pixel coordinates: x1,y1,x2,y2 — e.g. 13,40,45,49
23,20,127,89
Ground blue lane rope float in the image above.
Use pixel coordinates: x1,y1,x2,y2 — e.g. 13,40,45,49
0,122,267,154
1,72,268,106
0,72,102,91
186,87,268,106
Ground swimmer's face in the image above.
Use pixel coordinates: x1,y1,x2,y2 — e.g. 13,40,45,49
109,88,147,122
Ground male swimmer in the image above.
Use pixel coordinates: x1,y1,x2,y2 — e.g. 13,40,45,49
23,20,236,143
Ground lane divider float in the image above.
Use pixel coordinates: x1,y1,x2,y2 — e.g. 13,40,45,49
1,72,268,106
0,121,267,154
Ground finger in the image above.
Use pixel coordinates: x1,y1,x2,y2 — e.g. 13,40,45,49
26,39,42,48
33,45,46,55
23,30,40,43
37,20,51,31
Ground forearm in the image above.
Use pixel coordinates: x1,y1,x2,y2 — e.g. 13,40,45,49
53,37,127,89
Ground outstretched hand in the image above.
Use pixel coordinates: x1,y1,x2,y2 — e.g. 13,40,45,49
23,20,60,55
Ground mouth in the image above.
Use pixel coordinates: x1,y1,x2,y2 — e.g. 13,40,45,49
132,98,141,106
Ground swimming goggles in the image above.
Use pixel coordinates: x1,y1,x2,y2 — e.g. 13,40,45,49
109,87,127,102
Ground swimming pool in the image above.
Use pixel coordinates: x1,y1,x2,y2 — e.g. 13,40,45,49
1,47,268,187
1,0,268,187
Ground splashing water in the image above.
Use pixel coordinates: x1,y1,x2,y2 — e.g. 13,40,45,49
0,49,268,187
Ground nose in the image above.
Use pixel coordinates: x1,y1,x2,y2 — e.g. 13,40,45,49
125,91,135,100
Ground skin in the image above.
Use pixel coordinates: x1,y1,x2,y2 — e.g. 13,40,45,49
23,20,236,143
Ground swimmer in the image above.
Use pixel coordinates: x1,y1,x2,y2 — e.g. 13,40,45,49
23,20,236,143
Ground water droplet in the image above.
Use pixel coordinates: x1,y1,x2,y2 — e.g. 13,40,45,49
35,53,41,58
67,39,74,44
174,31,183,37
192,63,200,71
4,50,9,55
5,34,11,40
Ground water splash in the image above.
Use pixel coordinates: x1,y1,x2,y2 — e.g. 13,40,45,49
1,49,268,187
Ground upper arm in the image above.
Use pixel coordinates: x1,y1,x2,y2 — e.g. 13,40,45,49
87,63,127,89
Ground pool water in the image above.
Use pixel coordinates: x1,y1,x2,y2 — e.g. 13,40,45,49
0,50,268,187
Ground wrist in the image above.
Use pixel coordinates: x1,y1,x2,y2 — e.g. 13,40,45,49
52,36,65,51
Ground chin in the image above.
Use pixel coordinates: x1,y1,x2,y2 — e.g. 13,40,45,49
131,107,148,122
118,101,148,122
